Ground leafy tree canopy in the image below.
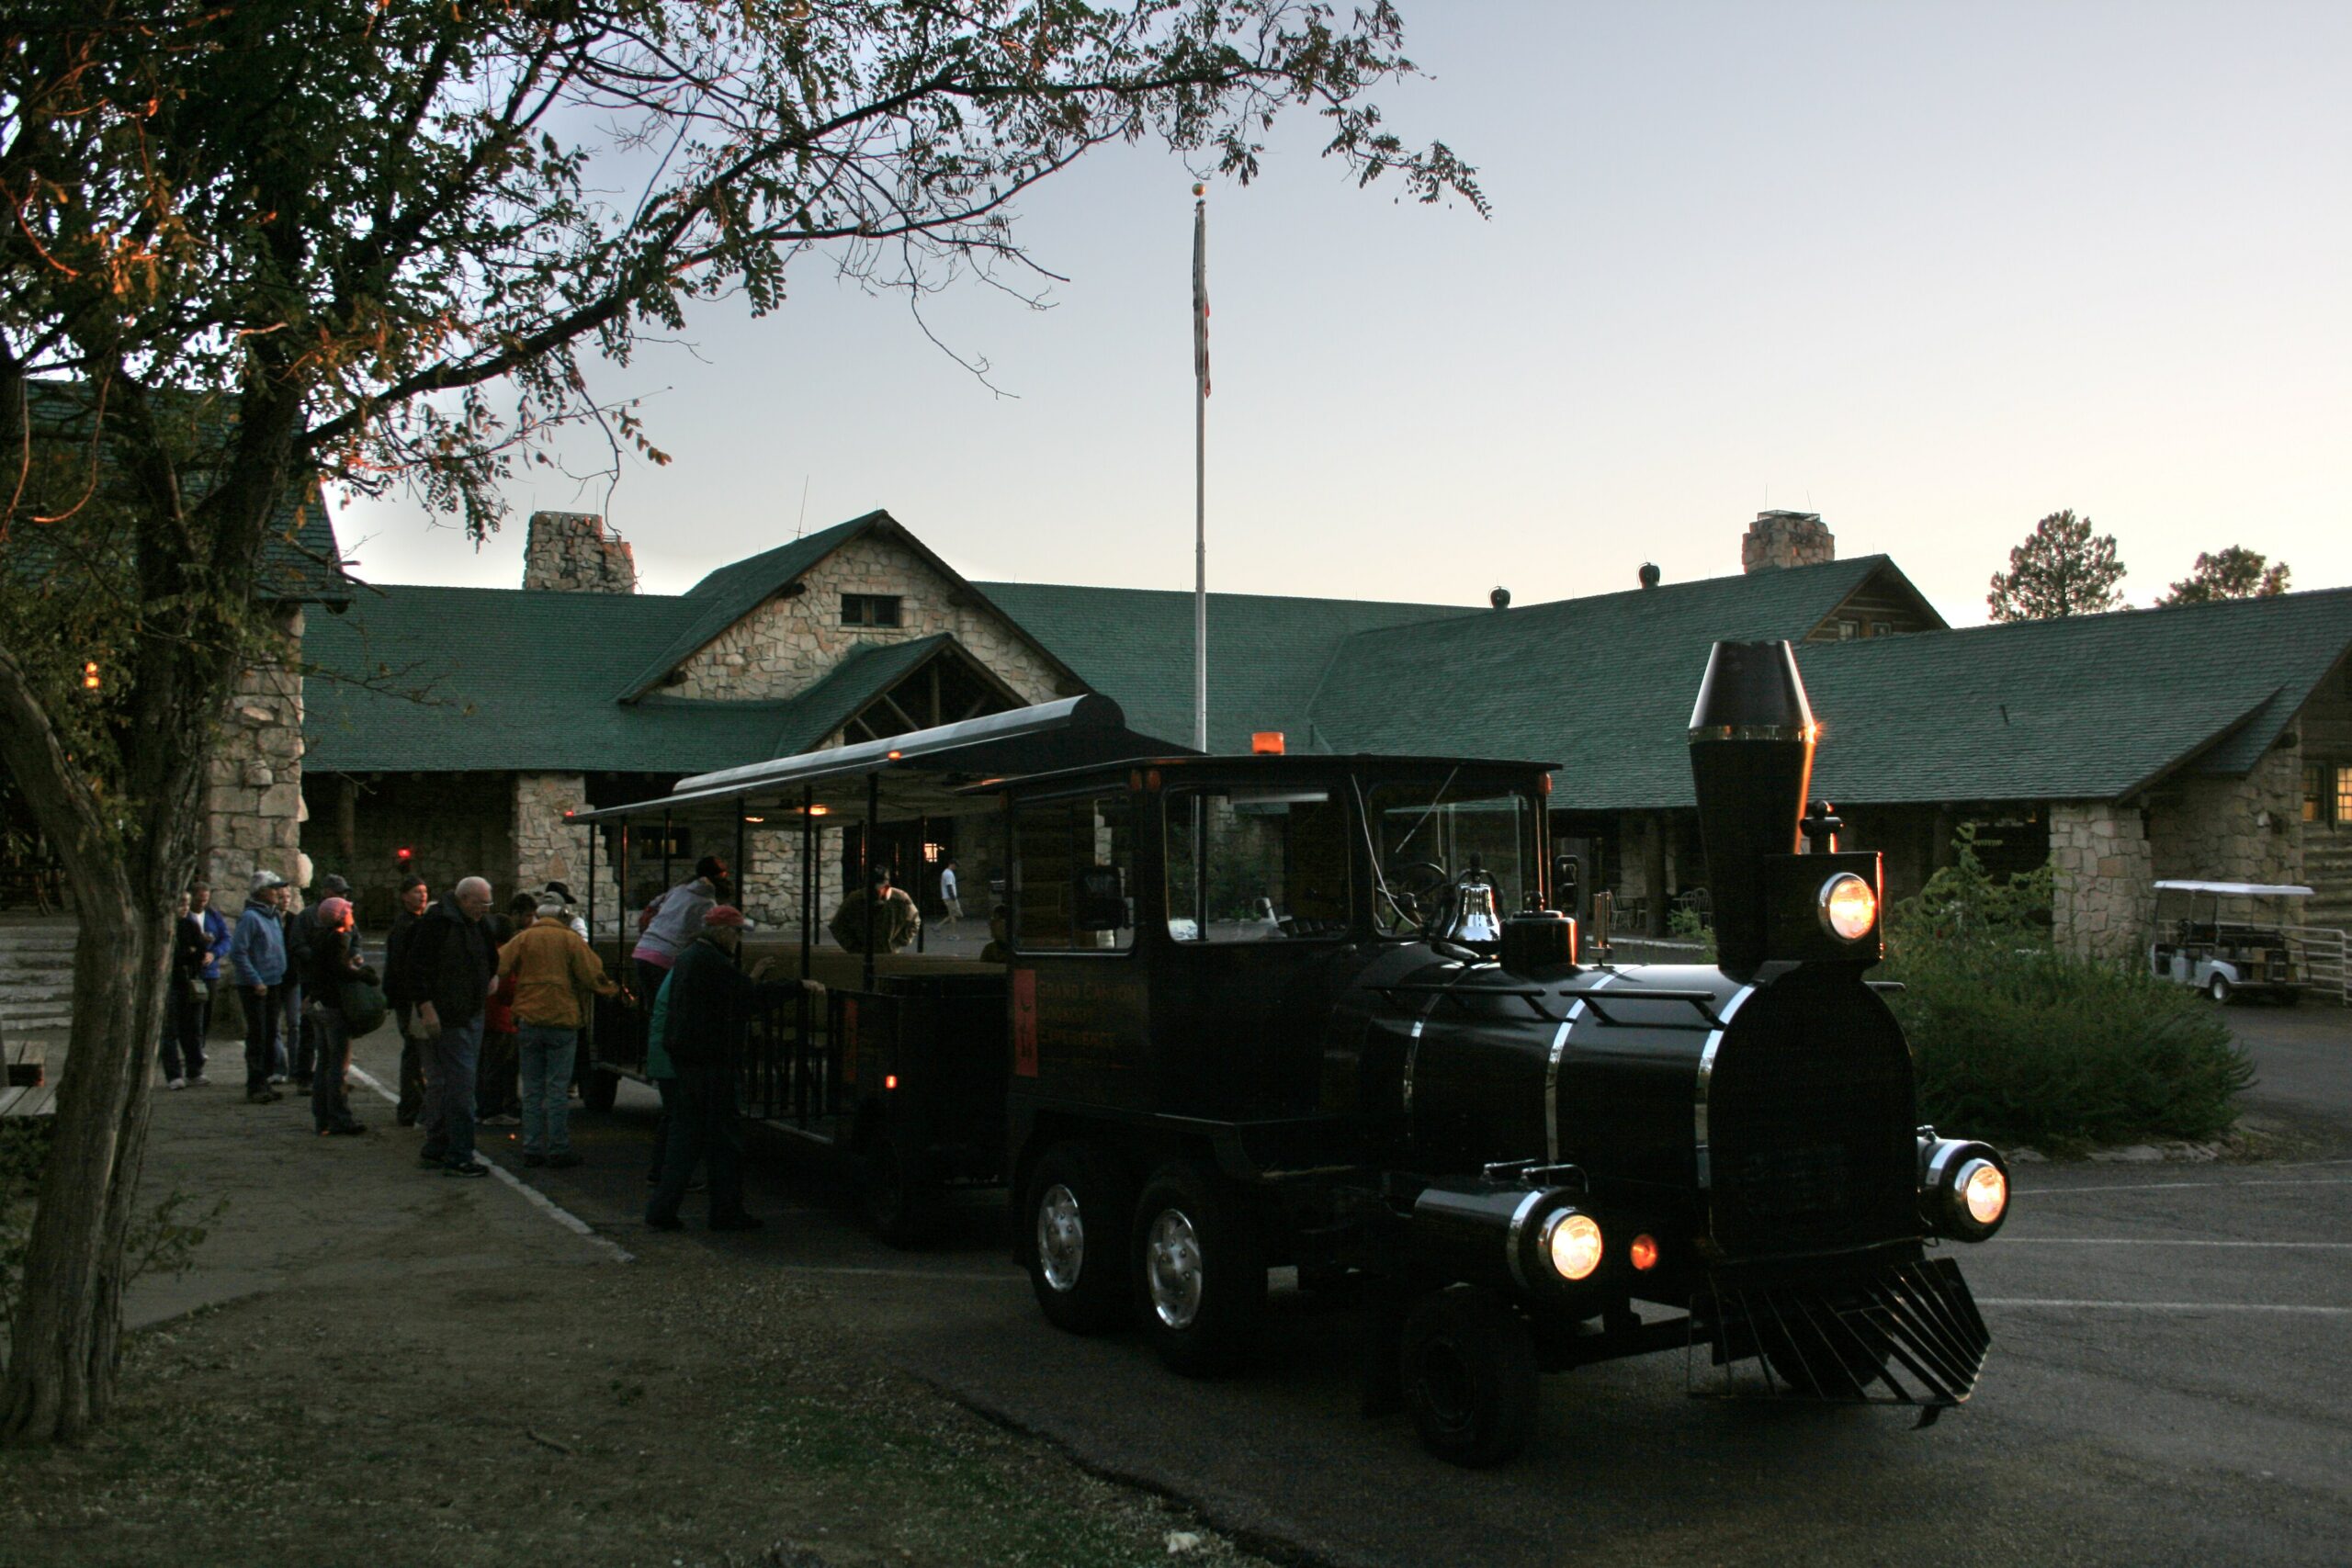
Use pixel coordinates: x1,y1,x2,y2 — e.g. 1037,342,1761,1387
2156,547,2290,606
1985,510,2127,623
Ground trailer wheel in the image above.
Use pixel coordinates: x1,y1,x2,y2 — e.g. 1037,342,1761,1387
1132,1162,1265,1377
1025,1144,1132,1334
856,1123,942,1247
581,1068,620,1113
2207,973,2233,1005
1400,1285,1538,1468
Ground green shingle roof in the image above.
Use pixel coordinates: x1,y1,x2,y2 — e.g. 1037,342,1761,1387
1795,589,2352,805
973,581,1480,752
1298,556,1907,809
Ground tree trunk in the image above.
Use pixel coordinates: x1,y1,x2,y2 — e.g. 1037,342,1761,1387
0,893,164,1444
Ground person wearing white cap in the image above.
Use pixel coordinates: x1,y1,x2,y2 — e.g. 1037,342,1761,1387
495,892,622,1168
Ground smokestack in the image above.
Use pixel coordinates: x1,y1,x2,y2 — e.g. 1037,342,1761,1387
1687,640,1815,978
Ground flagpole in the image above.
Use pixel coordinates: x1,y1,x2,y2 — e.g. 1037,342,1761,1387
1192,186,1209,754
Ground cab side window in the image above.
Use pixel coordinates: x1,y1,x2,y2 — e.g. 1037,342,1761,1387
1165,787,1351,942
1011,794,1136,952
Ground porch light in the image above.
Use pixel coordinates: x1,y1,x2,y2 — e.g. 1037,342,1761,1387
743,816,765,824
81,660,101,691
1251,731,1284,755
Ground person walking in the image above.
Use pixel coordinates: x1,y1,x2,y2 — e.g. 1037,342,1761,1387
498,892,622,1168
645,907,818,1232
408,874,497,1177
938,857,962,929
383,874,432,1126
229,870,289,1104
828,864,921,953
161,891,209,1089
630,854,729,1005
302,897,374,1136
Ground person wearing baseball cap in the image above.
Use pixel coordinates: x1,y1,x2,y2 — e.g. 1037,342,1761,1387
495,890,623,1168
229,870,290,1101
645,905,820,1232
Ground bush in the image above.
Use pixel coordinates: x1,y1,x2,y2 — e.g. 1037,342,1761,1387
1880,827,2250,1150
1,1117,54,1337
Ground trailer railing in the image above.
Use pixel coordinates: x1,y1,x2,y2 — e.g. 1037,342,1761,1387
2284,926,2349,1006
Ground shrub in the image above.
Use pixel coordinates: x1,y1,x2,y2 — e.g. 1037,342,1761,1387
1880,827,2250,1150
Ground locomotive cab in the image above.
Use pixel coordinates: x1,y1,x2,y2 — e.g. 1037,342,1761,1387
1003,641,2008,1466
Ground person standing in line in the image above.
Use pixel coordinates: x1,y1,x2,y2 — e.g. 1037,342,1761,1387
541,881,591,940
161,891,208,1089
283,872,350,1090
475,892,533,1129
645,907,819,1232
938,857,962,929
383,874,432,1126
408,874,497,1177
629,854,728,1013
191,879,231,1065
229,870,289,1104
498,892,622,1168
303,897,373,1136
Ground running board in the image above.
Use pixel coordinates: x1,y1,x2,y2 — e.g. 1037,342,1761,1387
1690,1255,1991,1424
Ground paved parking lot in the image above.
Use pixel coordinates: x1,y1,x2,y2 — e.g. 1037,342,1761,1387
355,1003,2351,1566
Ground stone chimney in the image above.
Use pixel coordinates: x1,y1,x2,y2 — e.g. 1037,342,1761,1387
1741,510,1835,573
523,511,638,593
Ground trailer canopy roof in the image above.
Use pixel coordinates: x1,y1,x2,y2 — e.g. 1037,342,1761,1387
2152,881,2316,897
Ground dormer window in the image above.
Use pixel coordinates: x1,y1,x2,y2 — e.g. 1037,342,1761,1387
842,593,902,627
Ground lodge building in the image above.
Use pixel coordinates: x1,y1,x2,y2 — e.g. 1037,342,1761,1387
214,506,2352,962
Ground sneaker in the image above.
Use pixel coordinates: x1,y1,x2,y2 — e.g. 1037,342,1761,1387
246,1089,281,1105
166,1077,187,1091
481,1112,522,1127
522,1152,547,1168
188,1074,211,1088
547,1152,582,1169
325,1122,367,1137
418,1151,447,1168
268,1074,288,1085
444,1161,488,1179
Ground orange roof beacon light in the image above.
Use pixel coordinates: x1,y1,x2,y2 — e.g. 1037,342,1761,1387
1251,731,1285,755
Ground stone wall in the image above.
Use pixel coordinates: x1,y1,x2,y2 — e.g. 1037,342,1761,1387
300,771,514,931
667,529,1070,705
200,605,306,914
2147,747,2302,888
523,511,638,593
2051,800,2154,962
513,773,622,930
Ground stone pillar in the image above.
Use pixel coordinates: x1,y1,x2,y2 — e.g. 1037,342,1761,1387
1741,511,1836,573
200,604,306,914
522,511,638,594
512,773,619,920
2050,800,2155,962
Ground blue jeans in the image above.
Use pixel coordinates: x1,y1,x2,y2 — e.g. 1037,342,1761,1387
515,1023,578,1156
420,1015,484,1167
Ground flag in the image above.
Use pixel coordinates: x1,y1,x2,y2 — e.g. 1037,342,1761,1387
1192,195,1210,397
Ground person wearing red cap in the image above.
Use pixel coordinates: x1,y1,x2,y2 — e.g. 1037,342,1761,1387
645,905,820,1232
301,896,376,1136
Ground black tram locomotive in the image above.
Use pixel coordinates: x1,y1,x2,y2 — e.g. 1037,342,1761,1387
1003,641,2009,1465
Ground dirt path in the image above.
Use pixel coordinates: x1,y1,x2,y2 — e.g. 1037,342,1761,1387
0,1075,1268,1568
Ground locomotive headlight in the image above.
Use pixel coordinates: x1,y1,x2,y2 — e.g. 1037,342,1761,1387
1542,1210,1604,1282
1817,872,1877,942
1918,1136,2010,1241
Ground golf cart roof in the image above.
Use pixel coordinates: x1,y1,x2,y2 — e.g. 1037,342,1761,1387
2152,881,2315,897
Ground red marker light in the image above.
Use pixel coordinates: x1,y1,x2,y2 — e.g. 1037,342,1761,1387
884,1074,899,1091
395,846,413,863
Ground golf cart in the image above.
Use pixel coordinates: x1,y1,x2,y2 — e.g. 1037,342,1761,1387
2149,880,2314,1004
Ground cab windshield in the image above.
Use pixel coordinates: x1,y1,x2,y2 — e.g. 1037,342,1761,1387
1363,774,1542,937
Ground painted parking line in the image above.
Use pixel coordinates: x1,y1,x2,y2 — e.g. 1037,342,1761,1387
1980,1299,2352,1316
1996,1238,2352,1250
2016,1178,2352,1197
347,1064,636,1265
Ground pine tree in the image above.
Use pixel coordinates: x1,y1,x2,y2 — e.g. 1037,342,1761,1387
1986,511,2128,622
2157,547,2291,605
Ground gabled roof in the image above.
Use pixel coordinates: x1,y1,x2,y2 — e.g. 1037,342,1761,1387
1794,588,2352,805
973,581,1479,752
616,509,1086,703
12,379,351,604
1299,555,1899,810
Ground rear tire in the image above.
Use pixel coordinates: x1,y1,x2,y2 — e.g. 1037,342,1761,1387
1400,1285,1538,1468
1131,1161,1265,1377
1024,1144,1132,1334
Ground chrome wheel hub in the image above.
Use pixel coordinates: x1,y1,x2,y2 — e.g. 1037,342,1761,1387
1146,1208,1204,1330
1036,1183,1085,1292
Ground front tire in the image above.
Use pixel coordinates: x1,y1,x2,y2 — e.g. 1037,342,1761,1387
2207,973,2233,1005
1400,1285,1538,1468
1024,1144,1132,1334
1131,1161,1265,1377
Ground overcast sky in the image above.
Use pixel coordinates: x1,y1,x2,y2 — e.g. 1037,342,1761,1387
336,1,2351,628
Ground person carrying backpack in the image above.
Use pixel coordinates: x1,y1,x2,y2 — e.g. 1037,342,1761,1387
303,897,376,1136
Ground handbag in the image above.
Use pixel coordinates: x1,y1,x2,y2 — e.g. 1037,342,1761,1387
338,976,390,1038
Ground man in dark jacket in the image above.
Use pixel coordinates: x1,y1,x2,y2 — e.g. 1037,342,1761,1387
405,874,497,1176
645,907,820,1231
382,874,432,1125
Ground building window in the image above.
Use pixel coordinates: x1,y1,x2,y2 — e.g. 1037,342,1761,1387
2308,764,2328,823
1011,792,1136,952
842,593,902,627
1870,621,1893,638
1837,619,1860,640
2339,764,2352,826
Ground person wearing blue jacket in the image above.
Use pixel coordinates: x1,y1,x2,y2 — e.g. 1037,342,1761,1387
229,870,290,1103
